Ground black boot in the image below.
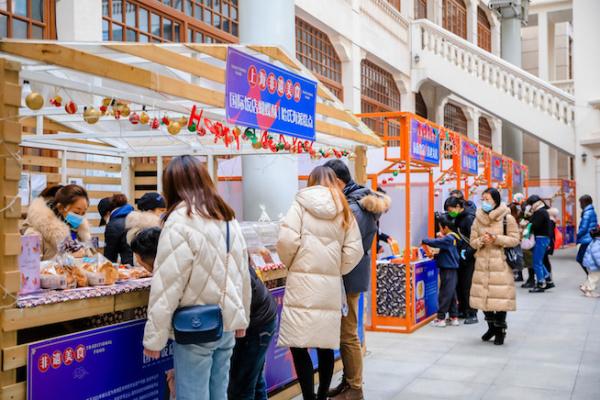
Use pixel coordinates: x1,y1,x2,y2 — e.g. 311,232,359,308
481,320,495,341
494,325,507,345
521,279,535,289
529,282,547,293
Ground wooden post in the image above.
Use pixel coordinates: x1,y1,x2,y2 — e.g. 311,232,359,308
0,58,22,391
354,146,368,185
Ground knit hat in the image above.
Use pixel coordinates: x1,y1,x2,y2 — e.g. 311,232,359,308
137,192,165,211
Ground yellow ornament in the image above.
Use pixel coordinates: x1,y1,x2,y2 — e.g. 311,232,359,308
167,121,181,135
140,112,150,125
102,97,112,107
178,116,188,127
252,141,262,150
121,104,131,117
83,106,101,124
25,92,44,110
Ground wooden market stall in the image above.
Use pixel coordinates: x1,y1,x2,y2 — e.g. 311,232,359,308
0,40,383,400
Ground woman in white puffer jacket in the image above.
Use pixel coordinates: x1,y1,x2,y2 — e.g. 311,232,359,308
143,155,251,400
277,165,363,400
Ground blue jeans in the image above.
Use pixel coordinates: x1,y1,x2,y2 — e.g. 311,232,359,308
228,319,276,400
174,331,235,400
532,236,551,283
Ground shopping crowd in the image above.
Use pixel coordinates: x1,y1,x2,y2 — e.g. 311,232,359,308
21,154,599,400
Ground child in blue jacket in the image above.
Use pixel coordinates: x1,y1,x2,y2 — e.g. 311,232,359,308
581,227,600,297
423,214,461,327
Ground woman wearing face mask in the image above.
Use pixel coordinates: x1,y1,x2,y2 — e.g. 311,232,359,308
469,188,520,345
22,184,91,260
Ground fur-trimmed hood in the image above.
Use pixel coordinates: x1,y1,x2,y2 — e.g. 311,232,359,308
21,197,91,260
359,192,391,215
125,210,161,244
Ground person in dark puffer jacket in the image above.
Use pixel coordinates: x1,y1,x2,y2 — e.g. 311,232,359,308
103,194,134,265
324,160,391,400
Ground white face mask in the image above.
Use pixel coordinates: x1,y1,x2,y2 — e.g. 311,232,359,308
524,205,532,217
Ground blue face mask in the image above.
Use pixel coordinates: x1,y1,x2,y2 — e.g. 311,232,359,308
65,212,84,230
481,201,494,213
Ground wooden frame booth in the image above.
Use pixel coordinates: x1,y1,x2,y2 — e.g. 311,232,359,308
0,40,383,400
526,179,577,247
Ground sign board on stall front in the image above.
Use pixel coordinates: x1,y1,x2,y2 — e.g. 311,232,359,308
491,154,504,182
461,140,478,175
19,235,41,295
28,320,174,400
410,119,440,165
414,259,438,324
513,163,523,186
225,47,317,141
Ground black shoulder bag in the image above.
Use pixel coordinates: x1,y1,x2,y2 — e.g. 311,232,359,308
503,216,524,271
171,221,230,344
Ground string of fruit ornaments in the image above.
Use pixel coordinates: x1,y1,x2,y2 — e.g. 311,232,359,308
24,92,356,160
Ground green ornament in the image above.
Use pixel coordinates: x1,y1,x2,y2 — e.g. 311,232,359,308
251,137,257,144
277,143,285,150
188,123,196,132
392,170,399,177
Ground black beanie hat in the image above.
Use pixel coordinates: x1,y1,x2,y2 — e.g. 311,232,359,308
484,187,502,209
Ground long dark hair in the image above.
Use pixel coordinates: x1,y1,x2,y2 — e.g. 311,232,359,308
110,193,128,209
54,184,89,208
162,155,235,222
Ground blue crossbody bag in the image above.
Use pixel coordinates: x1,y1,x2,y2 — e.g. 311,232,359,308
172,221,230,344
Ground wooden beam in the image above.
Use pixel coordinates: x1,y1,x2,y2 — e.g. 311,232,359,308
0,42,224,108
316,120,384,147
19,116,79,133
67,159,121,172
105,44,226,84
115,290,149,311
316,103,359,127
21,155,61,168
2,345,26,371
0,381,24,400
185,44,229,61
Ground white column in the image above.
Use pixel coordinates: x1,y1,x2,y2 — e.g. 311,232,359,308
467,0,478,46
239,0,298,221
121,156,131,200
539,142,551,179
491,119,502,153
435,99,447,126
403,0,415,20
56,0,102,41
432,0,443,25
156,156,164,194
491,17,501,57
61,151,68,184
573,0,600,202
537,11,550,81
466,108,480,142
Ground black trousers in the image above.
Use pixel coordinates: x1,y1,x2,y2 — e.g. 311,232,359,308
457,259,476,316
438,268,458,319
483,311,507,328
290,347,334,400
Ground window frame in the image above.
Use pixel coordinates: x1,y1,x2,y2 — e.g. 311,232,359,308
443,103,467,136
295,17,343,100
442,0,467,39
478,116,492,148
477,6,491,52
415,0,427,19
102,0,238,43
0,0,54,39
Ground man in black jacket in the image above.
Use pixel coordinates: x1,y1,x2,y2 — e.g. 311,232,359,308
325,160,390,400
445,192,478,324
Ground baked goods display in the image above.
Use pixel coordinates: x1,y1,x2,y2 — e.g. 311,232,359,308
240,222,286,275
117,265,152,281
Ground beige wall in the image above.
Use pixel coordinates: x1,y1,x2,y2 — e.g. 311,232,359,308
521,22,572,81
523,134,540,179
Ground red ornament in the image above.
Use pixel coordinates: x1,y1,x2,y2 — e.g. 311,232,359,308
188,105,203,131
49,96,62,107
382,179,388,185
162,115,170,126
64,101,77,115
99,105,108,114
197,126,207,136
150,117,160,129
113,110,121,120
284,143,291,151
129,112,140,125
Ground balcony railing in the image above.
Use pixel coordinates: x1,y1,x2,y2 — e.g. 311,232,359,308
413,20,575,125
551,79,574,96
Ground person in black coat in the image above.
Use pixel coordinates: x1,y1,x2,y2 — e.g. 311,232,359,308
228,267,277,400
525,195,554,292
445,195,478,324
102,194,134,265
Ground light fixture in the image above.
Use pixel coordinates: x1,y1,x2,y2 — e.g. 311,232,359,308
414,55,420,64
582,152,588,163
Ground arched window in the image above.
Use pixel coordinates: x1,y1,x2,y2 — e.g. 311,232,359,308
415,0,428,19
444,103,467,135
443,0,467,39
416,92,428,119
477,7,491,52
360,59,401,138
478,117,492,148
0,0,53,39
295,17,343,99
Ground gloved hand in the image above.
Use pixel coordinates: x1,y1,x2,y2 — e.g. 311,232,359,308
460,249,467,260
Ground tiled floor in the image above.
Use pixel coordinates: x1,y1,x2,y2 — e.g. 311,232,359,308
300,248,600,399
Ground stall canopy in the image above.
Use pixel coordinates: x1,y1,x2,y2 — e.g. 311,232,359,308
0,40,383,158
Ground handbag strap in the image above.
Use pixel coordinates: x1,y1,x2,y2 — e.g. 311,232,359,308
221,221,231,306
503,215,507,236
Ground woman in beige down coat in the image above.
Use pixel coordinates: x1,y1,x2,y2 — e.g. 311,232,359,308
470,188,520,346
143,156,251,400
277,166,363,400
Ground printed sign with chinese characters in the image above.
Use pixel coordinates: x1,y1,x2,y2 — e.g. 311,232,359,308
225,47,317,141
491,154,504,182
19,235,41,295
461,141,478,175
410,119,440,165
27,320,174,400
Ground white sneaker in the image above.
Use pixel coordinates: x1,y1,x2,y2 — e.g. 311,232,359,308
584,291,600,298
449,317,460,326
433,319,447,327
